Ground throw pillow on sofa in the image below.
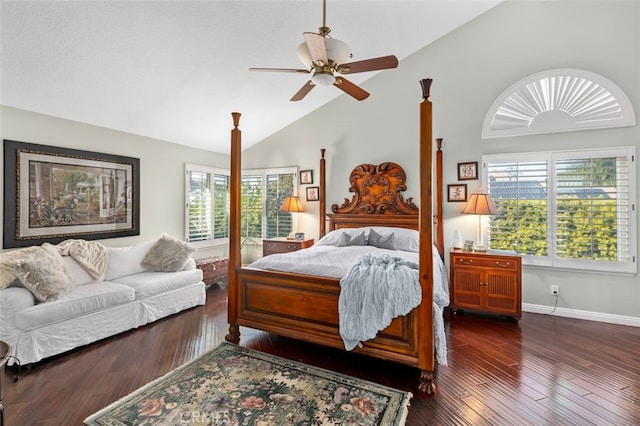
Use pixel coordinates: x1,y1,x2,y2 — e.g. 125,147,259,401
141,234,196,272
0,244,73,302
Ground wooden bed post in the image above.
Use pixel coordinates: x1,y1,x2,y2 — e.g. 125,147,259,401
319,148,326,238
225,112,241,344
435,138,445,259
418,78,436,394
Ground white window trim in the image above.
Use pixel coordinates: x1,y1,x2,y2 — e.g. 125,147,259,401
482,147,636,275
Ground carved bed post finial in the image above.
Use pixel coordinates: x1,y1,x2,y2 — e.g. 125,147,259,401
232,112,241,128
420,79,432,100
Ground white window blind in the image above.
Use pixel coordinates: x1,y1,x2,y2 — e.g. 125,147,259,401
185,165,297,245
185,164,229,246
484,148,636,274
241,174,263,239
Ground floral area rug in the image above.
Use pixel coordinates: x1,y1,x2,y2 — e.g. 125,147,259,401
84,341,412,425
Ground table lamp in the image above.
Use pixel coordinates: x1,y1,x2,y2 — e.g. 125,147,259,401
280,196,303,240
461,193,497,252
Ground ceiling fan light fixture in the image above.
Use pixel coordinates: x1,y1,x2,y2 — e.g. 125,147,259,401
324,37,351,65
311,70,336,86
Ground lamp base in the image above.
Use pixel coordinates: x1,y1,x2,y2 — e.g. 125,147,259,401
474,242,488,253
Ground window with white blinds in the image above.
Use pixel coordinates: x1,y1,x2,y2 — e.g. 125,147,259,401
242,168,297,240
185,164,229,246
185,164,297,247
483,148,636,274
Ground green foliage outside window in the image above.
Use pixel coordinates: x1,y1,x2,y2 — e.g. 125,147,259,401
490,198,620,261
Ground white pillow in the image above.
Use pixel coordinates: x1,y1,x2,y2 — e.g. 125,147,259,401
370,227,419,252
104,240,155,281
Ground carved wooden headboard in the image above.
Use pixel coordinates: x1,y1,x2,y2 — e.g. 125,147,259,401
331,162,418,215
327,162,419,231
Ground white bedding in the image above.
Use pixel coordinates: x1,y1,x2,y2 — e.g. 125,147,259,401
249,245,416,278
247,243,449,298
247,227,450,365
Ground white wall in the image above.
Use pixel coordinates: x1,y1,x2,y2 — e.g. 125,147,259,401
243,1,640,321
0,106,229,258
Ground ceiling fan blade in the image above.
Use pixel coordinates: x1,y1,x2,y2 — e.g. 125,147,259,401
337,55,399,74
249,67,309,74
334,77,369,101
291,81,315,101
303,32,328,65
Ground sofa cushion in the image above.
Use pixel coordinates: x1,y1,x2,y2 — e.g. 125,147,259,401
14,282,136,330
104,240,155,281
0,287,36,323
113,269,203,299
141,234,196,272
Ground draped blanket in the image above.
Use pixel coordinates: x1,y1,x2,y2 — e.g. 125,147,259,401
339,253,449,366
53,239,108,280
339,254,422,351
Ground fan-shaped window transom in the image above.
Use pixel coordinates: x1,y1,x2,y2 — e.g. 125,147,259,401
482,69,635,139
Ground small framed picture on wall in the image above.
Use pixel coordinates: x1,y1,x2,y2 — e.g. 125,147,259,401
447,184,467,202
457,161,478,181
306,186,319,201
300,170,313,185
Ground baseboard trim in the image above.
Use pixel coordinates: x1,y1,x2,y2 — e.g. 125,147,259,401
523,303,640,327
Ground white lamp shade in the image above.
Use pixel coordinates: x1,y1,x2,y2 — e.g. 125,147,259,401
461,193,497,216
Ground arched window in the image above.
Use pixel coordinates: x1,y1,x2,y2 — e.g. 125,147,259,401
482,69,635,139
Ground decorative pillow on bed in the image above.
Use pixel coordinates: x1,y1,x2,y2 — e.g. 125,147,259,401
367,228,397,250
141,234,196,272
1,245,74,302
337,231,367,247
316,228,367,246
371,227,419,252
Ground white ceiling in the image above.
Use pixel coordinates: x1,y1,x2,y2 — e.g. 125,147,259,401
1,1,501,154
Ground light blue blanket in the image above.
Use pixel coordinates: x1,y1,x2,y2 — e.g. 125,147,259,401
339,253,449,366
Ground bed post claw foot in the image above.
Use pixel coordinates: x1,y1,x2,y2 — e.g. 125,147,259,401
418,370,436,395
225,325,240,343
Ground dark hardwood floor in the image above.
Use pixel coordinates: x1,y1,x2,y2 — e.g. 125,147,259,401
3,285,639,425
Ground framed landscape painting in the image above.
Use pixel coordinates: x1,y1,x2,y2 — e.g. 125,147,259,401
3,140,140,248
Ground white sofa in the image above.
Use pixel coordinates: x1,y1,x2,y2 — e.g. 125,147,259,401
0,238,205,365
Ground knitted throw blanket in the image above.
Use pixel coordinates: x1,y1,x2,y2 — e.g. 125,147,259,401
338,253,449,366
338,254,422,351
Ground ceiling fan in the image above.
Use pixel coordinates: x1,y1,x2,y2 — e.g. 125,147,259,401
249,0,399,101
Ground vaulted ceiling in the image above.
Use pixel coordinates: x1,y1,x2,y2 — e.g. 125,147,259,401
1,1,501,153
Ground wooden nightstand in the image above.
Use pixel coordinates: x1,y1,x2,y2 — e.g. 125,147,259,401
262,238,314,257
449,249,522,319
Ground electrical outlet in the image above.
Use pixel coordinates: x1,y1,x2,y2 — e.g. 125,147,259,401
550,285,559,296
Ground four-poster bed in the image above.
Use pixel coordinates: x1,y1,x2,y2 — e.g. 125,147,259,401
226,79,445,394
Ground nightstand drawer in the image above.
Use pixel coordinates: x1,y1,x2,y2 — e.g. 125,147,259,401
262,238,314,257
264,241,300,253
452,255,518,271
